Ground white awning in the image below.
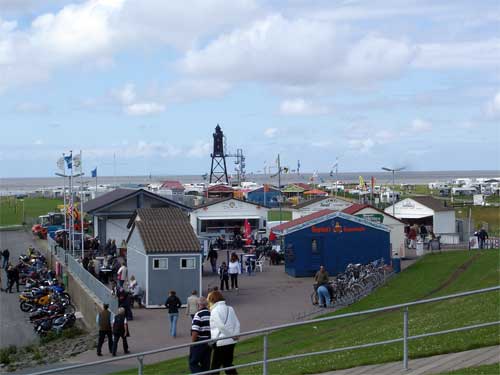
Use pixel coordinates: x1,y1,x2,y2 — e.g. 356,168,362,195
394,213,433,219
198,216,262,221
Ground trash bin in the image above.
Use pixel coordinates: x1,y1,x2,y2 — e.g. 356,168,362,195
392,257,401,273
62,273,68,288
416,241,424,256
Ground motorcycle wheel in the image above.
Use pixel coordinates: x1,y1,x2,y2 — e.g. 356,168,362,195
20,301,34,312
64,304,76,314
61,293,72,303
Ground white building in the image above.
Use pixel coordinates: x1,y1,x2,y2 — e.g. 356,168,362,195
291,196,353,220
189,198,269,239
385,196,457,244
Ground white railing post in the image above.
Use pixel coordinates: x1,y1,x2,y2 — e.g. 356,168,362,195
403,307,409,370
263,334,269,375
137,355,144,375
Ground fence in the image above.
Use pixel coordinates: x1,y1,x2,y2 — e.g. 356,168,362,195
30,285,500,375
47,237,118,312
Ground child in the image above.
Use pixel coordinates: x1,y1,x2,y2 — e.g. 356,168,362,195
218,262,229,291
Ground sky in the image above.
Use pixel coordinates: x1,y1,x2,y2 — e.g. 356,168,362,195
0,0,499,178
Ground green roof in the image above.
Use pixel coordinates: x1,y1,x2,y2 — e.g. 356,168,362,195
282,185,305,193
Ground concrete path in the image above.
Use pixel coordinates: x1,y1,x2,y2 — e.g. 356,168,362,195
316,345,500,375
0,229,39,348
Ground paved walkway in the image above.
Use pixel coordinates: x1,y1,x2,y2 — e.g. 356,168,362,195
317,345,500,375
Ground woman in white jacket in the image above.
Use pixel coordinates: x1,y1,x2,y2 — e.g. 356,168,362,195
208,290,240,374
228,253,241,291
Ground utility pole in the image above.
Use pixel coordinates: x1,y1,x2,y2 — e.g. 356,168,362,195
382,166,405,217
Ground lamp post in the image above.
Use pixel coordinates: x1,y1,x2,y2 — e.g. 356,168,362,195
381,166,405,217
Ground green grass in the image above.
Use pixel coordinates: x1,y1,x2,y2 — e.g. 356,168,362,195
439,363,500,374
114,250,500,375
485,195,500,204
455,207,500,236
268,210,292,221
0,197,63,226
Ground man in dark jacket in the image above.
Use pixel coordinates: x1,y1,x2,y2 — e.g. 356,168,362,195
165,290,182,337
112,307,129,356
6,264,19,293
477,228,489,249
207,247,218,273
96,303,113,356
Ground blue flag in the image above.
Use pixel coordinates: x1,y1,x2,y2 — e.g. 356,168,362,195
64,154,72,169
91,168,97,178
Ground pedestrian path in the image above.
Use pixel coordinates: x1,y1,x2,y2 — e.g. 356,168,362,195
316,345,500,375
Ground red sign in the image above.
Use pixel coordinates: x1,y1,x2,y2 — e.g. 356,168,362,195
311,222,366,234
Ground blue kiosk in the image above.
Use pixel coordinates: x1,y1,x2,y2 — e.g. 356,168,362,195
272,210,391,277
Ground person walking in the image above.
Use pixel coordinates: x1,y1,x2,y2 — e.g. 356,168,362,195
187,290,200,320
165,290,182,337
2,249,9,269
6,264,20,293
228,254,241,291
112,307,130,356
208,290,240,375
96,303,113,356
189,297,212,373
117,261,128,288
219,262,229,291
207,247,218,273
476,228,489,249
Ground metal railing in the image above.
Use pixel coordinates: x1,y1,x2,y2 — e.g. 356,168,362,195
47,237,118,312
30,285,500,375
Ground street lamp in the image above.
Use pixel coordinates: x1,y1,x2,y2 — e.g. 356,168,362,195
381,166,406,217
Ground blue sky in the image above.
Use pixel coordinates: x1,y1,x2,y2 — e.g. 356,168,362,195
0,0,499,177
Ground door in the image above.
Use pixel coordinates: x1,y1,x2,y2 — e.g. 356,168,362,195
310,237,323,270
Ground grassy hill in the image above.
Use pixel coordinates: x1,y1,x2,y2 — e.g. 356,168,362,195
116,250,500,375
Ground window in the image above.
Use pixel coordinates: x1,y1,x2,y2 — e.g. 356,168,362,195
180,257,196,269
311,239,319,254
153,258,168,270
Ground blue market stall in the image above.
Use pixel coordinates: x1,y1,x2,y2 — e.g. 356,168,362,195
272,210,391,277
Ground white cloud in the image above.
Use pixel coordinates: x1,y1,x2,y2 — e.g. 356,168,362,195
125,102,165,116
279,98,327,116
414,39,500,69
187,140,210,157
485,91,500,118
181,14,416,88
114,82,165,115
410,119,433,132
264,128,278,138
0,0,259,92
348,138,375,153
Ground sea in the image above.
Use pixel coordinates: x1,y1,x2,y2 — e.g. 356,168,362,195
1,170,499,196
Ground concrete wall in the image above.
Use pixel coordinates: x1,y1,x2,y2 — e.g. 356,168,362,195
39,239,102,330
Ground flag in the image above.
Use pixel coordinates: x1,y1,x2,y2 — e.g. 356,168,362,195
283,167,289,174
73,153,82,173
91,168,97,178
371,176,375,190
64,154,72,169
359,176,365,190
57,157,65,172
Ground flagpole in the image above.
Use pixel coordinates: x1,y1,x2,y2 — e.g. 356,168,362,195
278,154,282,224
70,151,74,257
80,150,84,259
62,154,67,233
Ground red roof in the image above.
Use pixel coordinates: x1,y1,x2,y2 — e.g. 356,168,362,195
272,209,334,233
161,180,185,190
207,184,234,192
342,203,369,215
303,189,328,196
294,182,311,190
